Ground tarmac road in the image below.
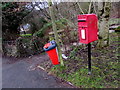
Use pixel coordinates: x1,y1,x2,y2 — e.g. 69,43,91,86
2,55,73,88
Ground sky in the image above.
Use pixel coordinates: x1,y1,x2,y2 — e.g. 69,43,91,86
32,1,60,10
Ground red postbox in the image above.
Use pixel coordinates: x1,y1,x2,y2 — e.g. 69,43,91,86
78,14,98,44
43,40,59,65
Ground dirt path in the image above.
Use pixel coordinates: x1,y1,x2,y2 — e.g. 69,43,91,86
2,54,73,88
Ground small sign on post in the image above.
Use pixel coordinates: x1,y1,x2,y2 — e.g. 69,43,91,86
77,14,98,74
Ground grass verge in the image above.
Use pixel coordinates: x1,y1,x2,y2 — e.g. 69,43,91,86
49,32,119,88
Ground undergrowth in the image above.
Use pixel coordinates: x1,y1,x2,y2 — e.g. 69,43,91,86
50,32,119,88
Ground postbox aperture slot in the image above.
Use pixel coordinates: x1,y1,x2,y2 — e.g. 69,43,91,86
78,19,86,22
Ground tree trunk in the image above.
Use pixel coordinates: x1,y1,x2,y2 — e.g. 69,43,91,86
97,2,111,47
48,0,64,66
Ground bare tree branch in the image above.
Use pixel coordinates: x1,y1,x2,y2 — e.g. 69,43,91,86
77,2,85,14
93,2,97,15
88,2,92,14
